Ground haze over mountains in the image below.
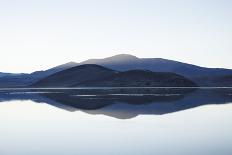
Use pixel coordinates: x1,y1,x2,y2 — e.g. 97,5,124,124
0,54,231,87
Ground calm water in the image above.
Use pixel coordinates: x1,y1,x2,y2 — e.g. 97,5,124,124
0,88,232,155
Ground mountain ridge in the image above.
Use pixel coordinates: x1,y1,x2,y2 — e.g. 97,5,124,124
0,54,231,87
32,64,197,87
0,62,78,87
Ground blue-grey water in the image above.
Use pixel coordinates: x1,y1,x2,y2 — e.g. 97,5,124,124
0,88,232,155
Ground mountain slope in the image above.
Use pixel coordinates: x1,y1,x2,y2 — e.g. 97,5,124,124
29,61,78,79
77,70,197,87
32,64,197,87
0,72,21,78
0,62,78,87
0,54,231,87
81,54,232,86
32,64,117,87
82,54,232,77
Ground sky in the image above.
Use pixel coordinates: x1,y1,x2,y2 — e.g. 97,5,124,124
0,0,231,73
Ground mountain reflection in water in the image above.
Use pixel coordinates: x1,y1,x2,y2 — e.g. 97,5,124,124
0,88,231,119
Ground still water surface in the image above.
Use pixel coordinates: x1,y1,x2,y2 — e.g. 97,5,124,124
0,88,231,155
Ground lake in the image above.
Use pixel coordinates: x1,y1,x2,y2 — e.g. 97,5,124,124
0,88,232,155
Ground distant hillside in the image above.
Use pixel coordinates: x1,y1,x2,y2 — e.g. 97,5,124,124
0,54,231,87
32,64,197,87
0,62,78,87
81,54,232,86
81,54,232,77
211,75,232,87
32,64,117,87
0,72,20,78
29,61,78,79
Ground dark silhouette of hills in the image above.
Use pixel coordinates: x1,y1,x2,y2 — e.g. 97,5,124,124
76,69,196,87
80,54,232,86
32,64,117,87
32,64,197,87
0,72,18,77
0,54,231,87
0,62,78,87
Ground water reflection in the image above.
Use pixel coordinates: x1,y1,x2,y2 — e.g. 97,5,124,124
0,88,231,119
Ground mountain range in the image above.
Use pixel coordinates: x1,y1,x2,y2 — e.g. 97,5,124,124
32,64,196,87
0,54,231,87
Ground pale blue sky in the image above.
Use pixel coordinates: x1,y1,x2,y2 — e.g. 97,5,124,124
0,0,231,73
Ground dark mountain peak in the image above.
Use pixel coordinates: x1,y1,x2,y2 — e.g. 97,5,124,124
32,64,116,87
42,64,116,80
